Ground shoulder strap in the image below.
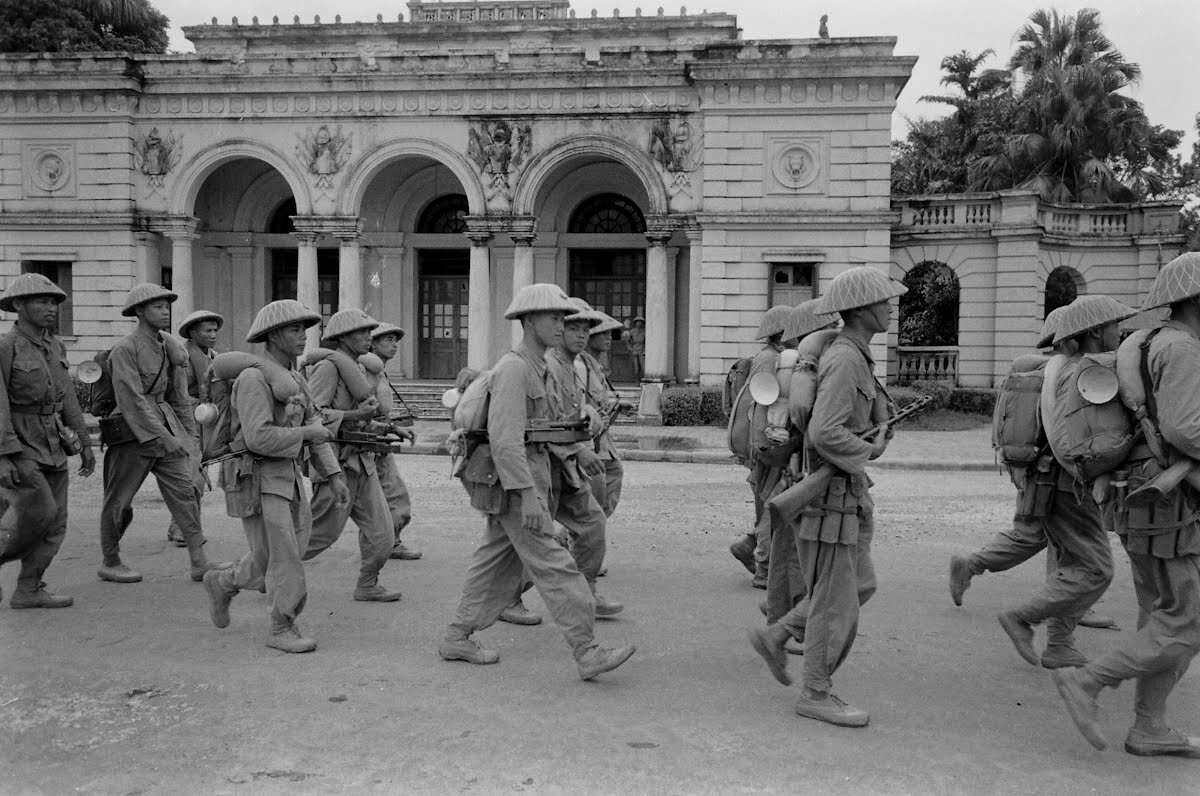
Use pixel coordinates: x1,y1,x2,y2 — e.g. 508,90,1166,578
146,340,170,395
1139,328,1163,427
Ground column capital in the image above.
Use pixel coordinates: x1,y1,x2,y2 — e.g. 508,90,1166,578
683,225,703,243
645,230,672,248
150,215,199,240
329,217,364,243
465,214,537,241
290,230,320,246
465,231,494,247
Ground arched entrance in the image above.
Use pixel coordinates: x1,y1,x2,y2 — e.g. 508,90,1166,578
414,194,470,379
898,261,960,384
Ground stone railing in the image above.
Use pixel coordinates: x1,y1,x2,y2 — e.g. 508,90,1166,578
896,346,958,385
895,193,999,229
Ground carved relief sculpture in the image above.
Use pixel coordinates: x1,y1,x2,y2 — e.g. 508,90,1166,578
649,116,702,207
772,142,820,189
133,127,182,189
467,120,532,213
22,141,75,198
296,124,352,190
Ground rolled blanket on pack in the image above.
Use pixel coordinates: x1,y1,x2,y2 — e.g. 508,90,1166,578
302,347,373,402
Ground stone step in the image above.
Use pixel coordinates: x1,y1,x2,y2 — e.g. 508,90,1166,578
390,380,643,423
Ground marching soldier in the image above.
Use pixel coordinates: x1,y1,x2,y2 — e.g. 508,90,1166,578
730,304,795,587
97,283,224,584
367,322,421,561
439,283,635,680
166,309,223,547
203,300,348,653
748,266,903,728
0,274,94,608
1053,253,1200,756
949,307,1114,632
581,312,627,518
302,309,401,603
542,300,622,616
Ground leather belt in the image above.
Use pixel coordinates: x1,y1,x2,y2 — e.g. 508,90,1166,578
10,402,62,415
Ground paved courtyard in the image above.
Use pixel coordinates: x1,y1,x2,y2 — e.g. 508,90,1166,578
2,455,1197,794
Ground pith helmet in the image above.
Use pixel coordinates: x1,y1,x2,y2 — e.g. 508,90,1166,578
783,299,834,342
0,273,66,313
565,297,604,327
1036,306,1067,349
371,322,406,341
754,305,793,341
321,308,378,346
246,299,322,343
814,267,907,314
1143,252,1200,310
178,309,224,339
591,313,625,336
1053,295,1137,343
503,283,576,320
121,283,177,317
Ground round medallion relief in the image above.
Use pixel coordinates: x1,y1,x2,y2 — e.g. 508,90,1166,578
33,152,69,192
772,143,820,190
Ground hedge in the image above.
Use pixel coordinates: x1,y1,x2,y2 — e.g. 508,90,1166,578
660,385,729,426
896,381,996,416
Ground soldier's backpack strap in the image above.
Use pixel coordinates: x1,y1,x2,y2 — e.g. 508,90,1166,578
1138,328,1169,468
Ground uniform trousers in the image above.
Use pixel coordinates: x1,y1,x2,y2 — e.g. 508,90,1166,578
588,458,624,518
549,466,607,583
166,433,208,542
450,490,597,659
303,468,393,590
751,462,786,565
779,502,878,695
1011,492,1112,647
100,441,203,565
0,457,68,592
1086,550,1200,724
376,453,413,541
213,485,310,629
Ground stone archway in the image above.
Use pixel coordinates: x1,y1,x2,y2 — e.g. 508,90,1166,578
170,138,311,217
512,134,668,217
897,260,960,384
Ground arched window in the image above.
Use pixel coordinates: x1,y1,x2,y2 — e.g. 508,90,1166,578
899,261,960,346
267,197,297,234
568,193,646,234
417,194,469,234
1044,266,1081,318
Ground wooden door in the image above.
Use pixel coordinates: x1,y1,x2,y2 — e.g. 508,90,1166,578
569,249,646,383
417,250,469,379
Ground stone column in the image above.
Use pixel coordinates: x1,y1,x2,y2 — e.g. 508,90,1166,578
466,231,493,370
333,219,364,311
643,230,673,381
160,218,199,333
510,229,537,347
684,226,703,384
291,230,322,351
132,231,160,286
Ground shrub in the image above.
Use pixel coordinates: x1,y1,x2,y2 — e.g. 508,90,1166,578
888,385,923,410
908,379,953,410
948,387,996,416
73,376,92,414
659,386,703,426
699,386,728,426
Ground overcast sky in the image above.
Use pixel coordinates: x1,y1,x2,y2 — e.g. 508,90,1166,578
159,0,1200,153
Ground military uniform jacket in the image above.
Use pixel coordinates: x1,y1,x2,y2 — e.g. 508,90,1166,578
222,366,340,517
578,350,620,461
488,343,552,495
307,355,375,477
0,324,88,468
184,339,215,404
109,328,196,451
808,333,878,476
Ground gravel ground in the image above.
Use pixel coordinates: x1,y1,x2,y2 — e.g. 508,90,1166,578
0,456,1195,794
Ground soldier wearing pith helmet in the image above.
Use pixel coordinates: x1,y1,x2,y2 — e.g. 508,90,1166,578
1052,253,1200,757
0,273,94,608
439,283,636,681
749,266,904,729
366,321,420,562
301,308,402,603
97,283,225,585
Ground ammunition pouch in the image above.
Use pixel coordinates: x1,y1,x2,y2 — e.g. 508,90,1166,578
796,473,867,545
98,414,137,447
753,431,804,469
1017,454,1058,518
460,443,506,515
1113,459,1197,539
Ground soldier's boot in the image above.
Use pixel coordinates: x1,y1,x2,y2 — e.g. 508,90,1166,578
794,691,869,728
748,624,793,686
187,537,232,582
438,633,500,665
590,583,624,617
203,569,235,629
390,540,423,560
1042,645,1089,669
499,599,543,625
354,584,403,602
729,534,756,574
998,609,1040,666
1079,608,1119,630
752,561,769,590
266,621,317,654
949,554,973,606
577,644,636,680
1052,668,1107,750
97,561,143,583
10,582,73,609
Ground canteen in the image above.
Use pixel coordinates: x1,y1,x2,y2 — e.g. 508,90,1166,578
194,402,220,426
441,387,461,409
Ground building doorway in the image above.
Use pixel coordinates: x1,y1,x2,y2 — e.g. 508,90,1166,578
417,249,470,379
270,249,339,333
569,249,646,383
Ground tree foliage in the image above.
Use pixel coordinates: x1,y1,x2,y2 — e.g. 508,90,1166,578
893,8,1186,204
0,0,169,54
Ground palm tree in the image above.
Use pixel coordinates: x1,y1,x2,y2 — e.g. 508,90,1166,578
1009,8,1140,87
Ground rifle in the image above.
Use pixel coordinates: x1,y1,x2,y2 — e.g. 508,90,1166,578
767,394,935,524
385,380,419,427
463,419,592,446
600,400,635,434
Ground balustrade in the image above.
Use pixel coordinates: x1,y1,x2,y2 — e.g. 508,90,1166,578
896,346,958,386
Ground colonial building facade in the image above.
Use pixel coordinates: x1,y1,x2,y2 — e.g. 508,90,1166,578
0,1,1184,408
